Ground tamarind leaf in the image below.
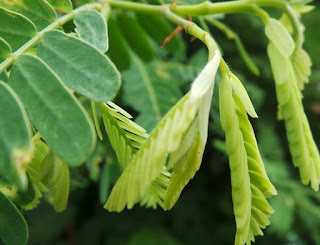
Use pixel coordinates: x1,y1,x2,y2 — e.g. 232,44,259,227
107,16,131,70
136,14,186,61
0,36,11,61
0,0,56,30
0,81,32,190
49,155,70,212
229,73,258,118
267,41,320,190
122,53,182,131
74,10,109,53
105,52,220,212
9,54,96,166
105,93,198,212
265,18,295,57
24,136,50,210
0,191,28,245
46,0,73,13
37,30,121,102
91,101,104,141
220,76,276,245
99,101,170,209
0,7,37,51
267,43,290,85
98,102,149,170
292,47,312,90
117,13,155,61
163,119,203,210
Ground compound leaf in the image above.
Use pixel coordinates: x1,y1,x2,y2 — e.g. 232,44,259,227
74,10,109,53
9,54,96,166
0,191,28,245
0,7,37,51
37,30,121,102
0,0,56,30
0,81,32,190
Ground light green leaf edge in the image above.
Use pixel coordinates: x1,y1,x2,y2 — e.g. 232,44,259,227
0,80,32,190
46,0,73,13
0,36,11,61
8,54,96,166
74,10,109,53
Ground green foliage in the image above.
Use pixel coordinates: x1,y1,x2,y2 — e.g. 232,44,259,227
9,54,96,166
0,81,32,190
37,30,120,102
0,192,28,245
0,0,319,244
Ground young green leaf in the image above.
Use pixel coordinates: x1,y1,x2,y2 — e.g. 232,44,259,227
37,30,121,102
265,18,295,57
46,0,73,13
0,36,11,61
267,43,290,85
99,102,149,170
0,81,32,190
74,10,109,53
0,192,28,245
9,54,96,166
24,135,50,210
229,73,258,118
292,47,312,90
49,155,70,212
0,0,56,30
0,7,37,51
105,51,221,212
219,76,276,245
163,119,203,210
267,42,320,190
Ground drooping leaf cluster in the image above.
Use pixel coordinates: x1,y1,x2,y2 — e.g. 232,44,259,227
0,0,319,245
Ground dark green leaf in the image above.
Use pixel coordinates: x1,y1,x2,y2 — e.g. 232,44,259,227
37,30,121,102
122,53,182,131
117,13,155,61
9,54,96,166
74,10,108,52
0,7,37,51
0,81,32,189
0,37,11,61
107,16,131,70
0,191,28,245
0,0,56,30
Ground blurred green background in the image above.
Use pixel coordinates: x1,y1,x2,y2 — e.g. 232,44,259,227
25,1,320,244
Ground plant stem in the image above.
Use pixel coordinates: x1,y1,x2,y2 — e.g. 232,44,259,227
0,3,105,73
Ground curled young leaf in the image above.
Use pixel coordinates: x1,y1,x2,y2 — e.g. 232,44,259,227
265,18,295,57
219,75,276,245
